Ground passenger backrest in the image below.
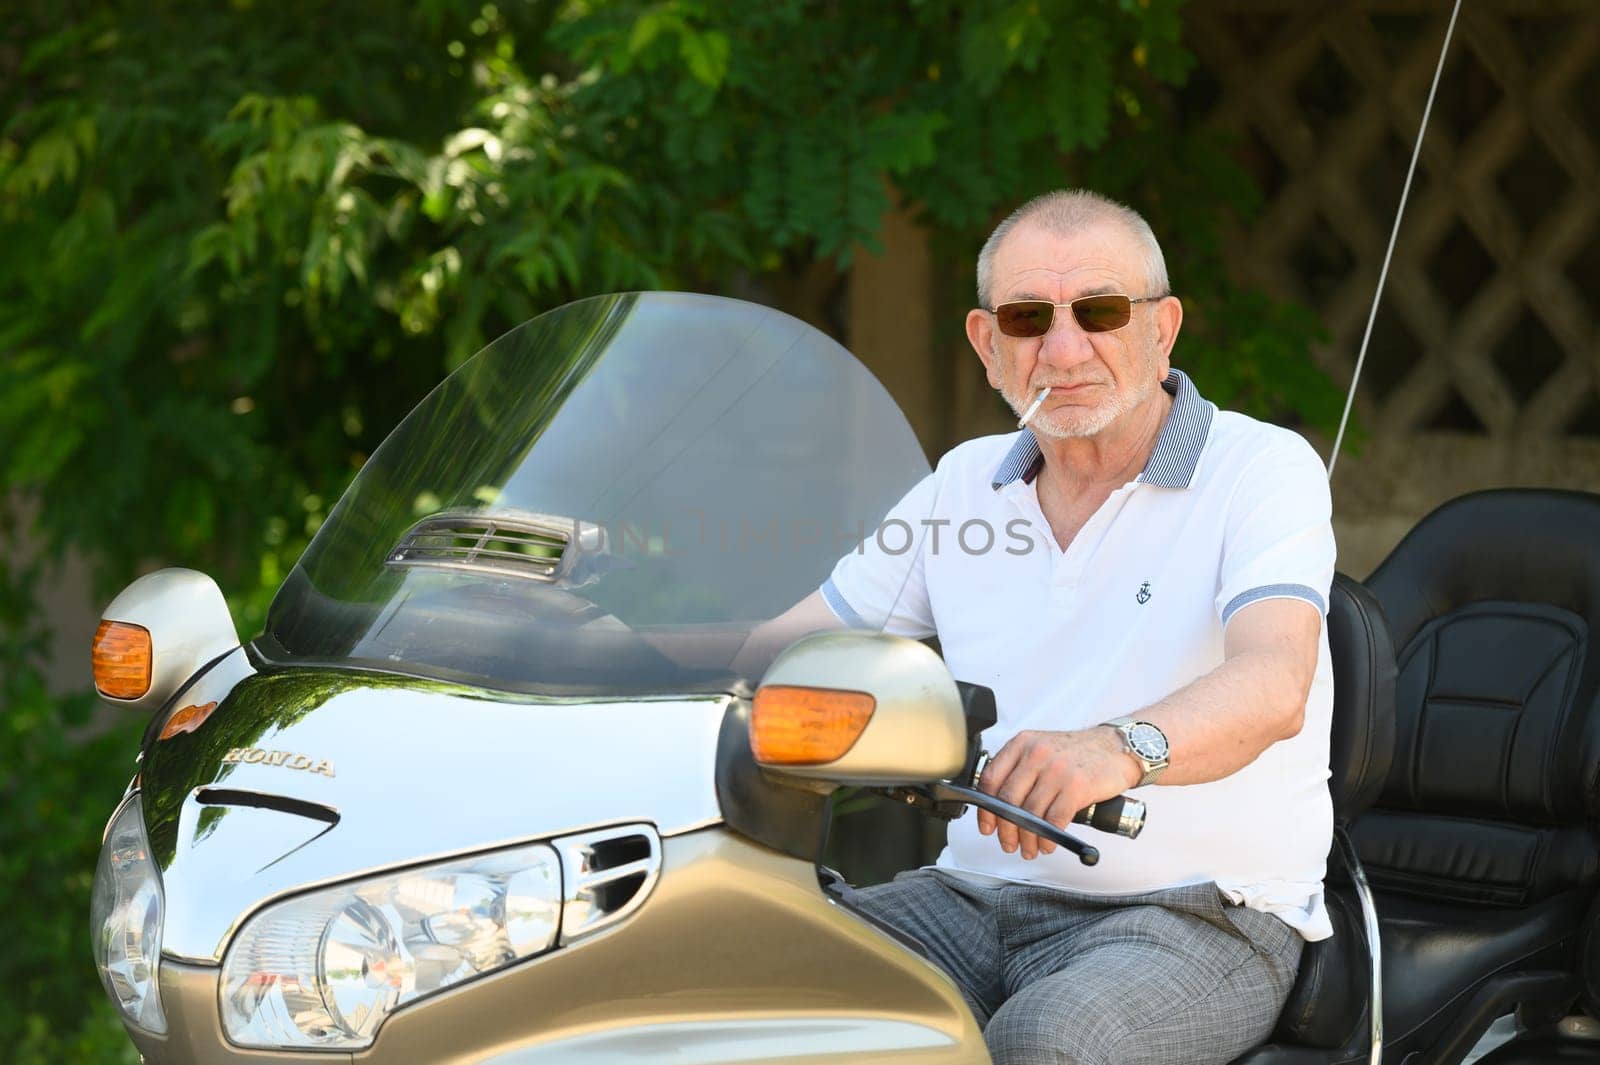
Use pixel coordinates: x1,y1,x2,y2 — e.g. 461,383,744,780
1325,572,1396,824
1358,489,1600,907
1268,572,1395,1049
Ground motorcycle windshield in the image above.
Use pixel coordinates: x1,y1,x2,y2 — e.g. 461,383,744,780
259,293,931,696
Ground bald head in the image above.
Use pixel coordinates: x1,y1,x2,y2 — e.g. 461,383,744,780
976,190,1169,309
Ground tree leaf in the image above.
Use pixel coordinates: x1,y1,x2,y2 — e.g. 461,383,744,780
678,29,730,89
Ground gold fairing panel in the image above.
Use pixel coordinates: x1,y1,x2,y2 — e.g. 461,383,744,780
141,667,729,963
130,830,985,1065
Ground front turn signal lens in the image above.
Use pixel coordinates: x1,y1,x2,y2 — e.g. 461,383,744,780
751,686,876,766
159,701,218,740
94,620,152,700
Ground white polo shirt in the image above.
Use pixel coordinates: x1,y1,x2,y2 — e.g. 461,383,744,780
822,370,1336,941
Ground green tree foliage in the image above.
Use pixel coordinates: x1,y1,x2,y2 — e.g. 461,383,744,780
0,553,142,1065
1,1,1336,1058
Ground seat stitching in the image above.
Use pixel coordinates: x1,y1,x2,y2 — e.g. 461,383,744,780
1546,633,1587,817
1413,630,1439,808
1348,582,1383,809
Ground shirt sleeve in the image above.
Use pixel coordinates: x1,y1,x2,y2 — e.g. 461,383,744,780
1214,431,1336,626
820,470,939,638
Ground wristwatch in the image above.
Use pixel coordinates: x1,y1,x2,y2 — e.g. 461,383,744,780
1104,717,1170,787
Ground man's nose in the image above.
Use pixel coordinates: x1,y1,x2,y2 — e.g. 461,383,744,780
1035,312,1099,369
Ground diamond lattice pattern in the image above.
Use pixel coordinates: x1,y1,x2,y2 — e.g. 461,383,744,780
1187,0,1600,439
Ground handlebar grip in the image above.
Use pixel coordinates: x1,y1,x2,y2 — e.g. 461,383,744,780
1073,795,1146,839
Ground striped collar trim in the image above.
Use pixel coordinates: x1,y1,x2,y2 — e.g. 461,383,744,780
990,369,1216,490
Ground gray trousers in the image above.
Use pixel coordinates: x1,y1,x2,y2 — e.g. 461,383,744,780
853,869,1303,1065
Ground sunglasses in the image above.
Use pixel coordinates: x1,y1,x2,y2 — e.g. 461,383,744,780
989,293,1165,338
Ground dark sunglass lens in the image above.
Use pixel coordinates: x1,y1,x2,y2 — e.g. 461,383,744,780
1073,295,1132,333
997,302,1053,337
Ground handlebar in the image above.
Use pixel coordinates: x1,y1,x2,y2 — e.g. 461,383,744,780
968,745,1146,840
1074,794,1147,839
882,680,1149,867
908,780,1145,863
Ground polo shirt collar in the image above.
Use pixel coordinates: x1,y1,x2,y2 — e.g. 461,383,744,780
989,368,1216,490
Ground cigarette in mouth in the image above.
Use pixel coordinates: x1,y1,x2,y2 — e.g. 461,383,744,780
1017,387,1050,428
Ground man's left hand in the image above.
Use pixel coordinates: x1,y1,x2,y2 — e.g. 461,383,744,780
976,726,1143,860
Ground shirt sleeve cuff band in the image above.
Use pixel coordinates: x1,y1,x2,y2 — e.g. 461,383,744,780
1222,584,1327,625
820,578,868,628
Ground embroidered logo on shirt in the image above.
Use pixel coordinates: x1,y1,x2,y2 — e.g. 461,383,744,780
1136,582,1152,604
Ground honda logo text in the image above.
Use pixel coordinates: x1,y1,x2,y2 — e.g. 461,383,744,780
222,747,336,778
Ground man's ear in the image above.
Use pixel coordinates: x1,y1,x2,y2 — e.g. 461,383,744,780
967,308,1002,389
1154,296,1183,361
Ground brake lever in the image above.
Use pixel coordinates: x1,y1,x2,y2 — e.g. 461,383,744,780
883,777,1147,867
925,781,1102,866
883,781,1103,866
882,693,1148,866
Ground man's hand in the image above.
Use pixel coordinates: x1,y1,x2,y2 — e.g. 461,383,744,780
976,726,1142,860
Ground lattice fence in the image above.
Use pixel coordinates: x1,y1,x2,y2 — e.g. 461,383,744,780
1190,0,1600,440
1185,0,1600,569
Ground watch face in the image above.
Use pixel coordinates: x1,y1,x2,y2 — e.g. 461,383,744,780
1128,723,1168,761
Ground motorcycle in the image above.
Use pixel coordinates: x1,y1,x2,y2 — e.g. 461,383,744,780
89,291,1600,1064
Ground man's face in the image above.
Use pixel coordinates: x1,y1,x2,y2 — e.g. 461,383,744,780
968,221,1180,441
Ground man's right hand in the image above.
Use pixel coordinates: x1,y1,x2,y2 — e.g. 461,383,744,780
976,726,1142,860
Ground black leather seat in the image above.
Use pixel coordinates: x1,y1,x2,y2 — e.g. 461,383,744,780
1234,572,1398,1064
1467,895,1600,1062
1245,490,1600,1064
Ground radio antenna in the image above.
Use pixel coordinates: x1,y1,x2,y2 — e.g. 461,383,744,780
1327,0,1464,479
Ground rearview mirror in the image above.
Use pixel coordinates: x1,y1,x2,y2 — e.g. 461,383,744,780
751,631,966,785
93,568,239,713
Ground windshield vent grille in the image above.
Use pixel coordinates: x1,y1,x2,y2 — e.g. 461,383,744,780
387,514,571,582
552,823,661,944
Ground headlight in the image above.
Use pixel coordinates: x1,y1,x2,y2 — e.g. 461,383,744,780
91,793,167,1035
220,842,561,1050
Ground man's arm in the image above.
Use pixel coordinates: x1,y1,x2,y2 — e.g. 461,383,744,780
729,468,943,681
728,590,845,679
976,596,1321,860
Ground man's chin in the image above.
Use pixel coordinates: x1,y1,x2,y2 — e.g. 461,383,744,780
1029,408,1120,440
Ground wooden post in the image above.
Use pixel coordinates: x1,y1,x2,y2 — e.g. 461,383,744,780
848,190,940,454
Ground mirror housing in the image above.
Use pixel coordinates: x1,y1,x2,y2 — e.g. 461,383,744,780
94,569,239,713
752,630,966,785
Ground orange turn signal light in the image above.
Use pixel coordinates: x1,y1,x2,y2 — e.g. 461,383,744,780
160,701,218,740
93,620,152,700
750,685,876,766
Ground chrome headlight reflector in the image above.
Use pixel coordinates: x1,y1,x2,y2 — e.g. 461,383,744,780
91,793,168,1035
221,843,561,1050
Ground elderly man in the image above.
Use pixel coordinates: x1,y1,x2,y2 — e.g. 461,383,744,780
758,189,1334,1065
